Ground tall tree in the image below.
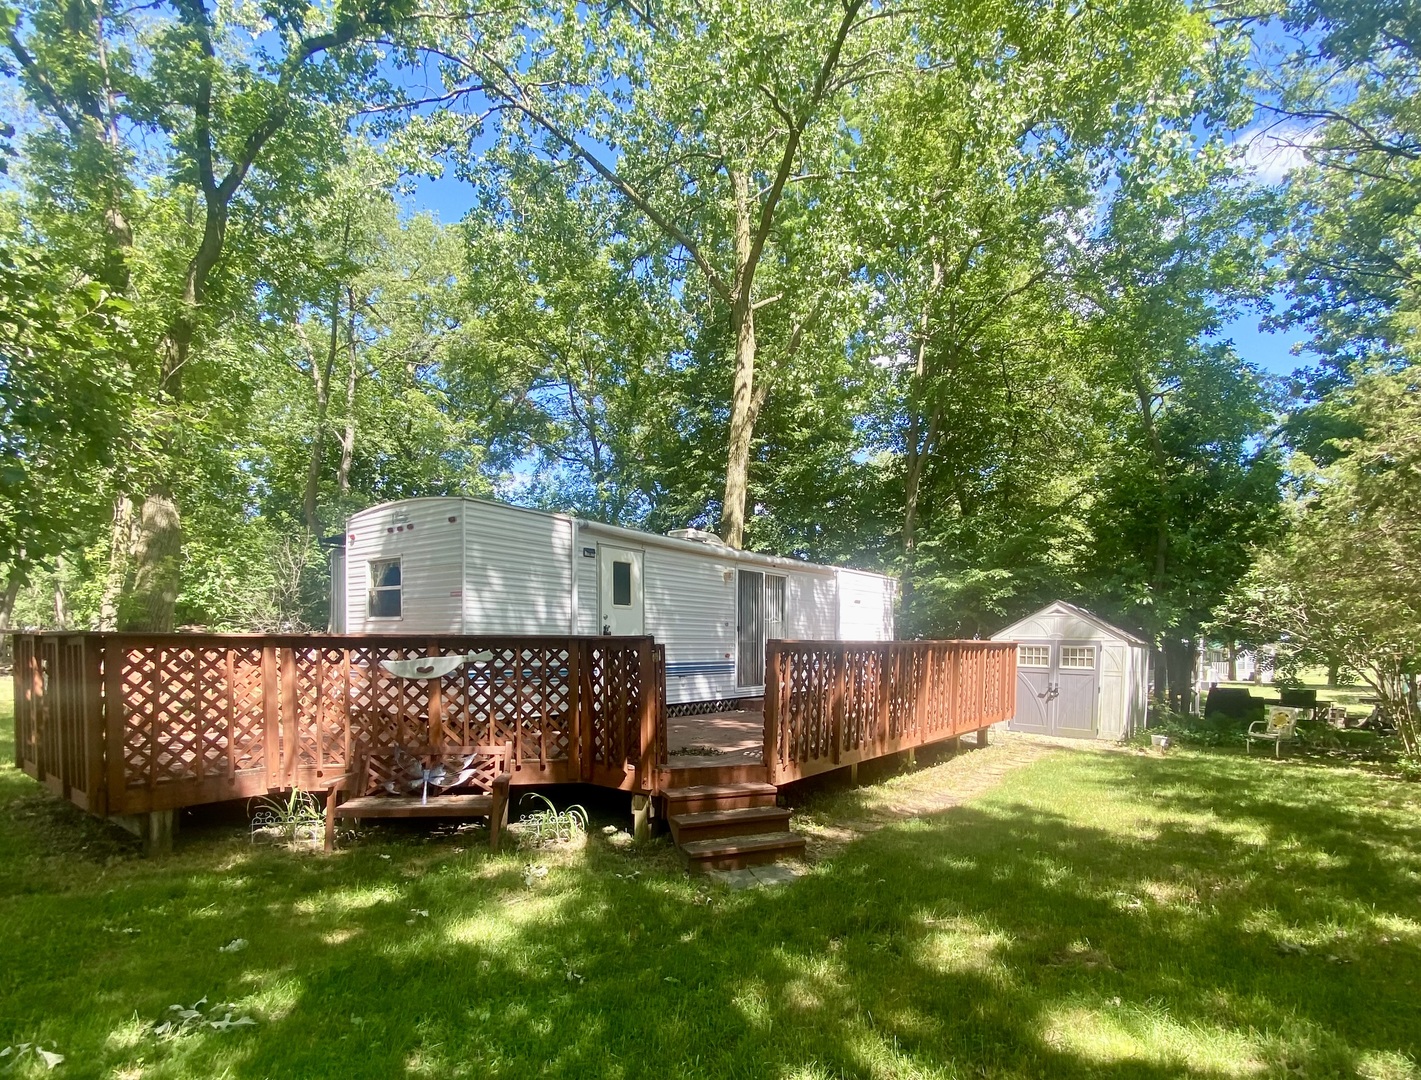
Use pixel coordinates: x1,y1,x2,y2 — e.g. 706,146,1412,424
4,0,412,628
410,0,892,546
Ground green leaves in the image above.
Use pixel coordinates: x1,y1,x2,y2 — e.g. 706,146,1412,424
0,237,137,573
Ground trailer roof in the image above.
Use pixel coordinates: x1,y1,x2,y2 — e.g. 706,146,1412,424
350,496,895,581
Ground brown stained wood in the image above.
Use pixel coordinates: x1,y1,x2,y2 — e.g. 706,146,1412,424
104,640,128,811
261,645,279,789
224,649,237,779
280,646,299,787
763,645,780,786
426,640,442,746
635,639,657,791
341,650,352,766
568,642,583,780
190,645,206,785
765,639,1017,785
82,638,106,815
144,647,160,793
831,646,846,765
513,648,525,769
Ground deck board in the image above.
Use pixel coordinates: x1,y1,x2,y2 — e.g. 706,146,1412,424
666,708,765,768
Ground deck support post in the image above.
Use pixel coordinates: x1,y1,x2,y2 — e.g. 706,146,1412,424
849,762,858,787
142,810,175,856
632,794,652,842
976,726,990,748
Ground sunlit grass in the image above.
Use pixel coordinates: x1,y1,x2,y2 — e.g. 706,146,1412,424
2,674,1419,1078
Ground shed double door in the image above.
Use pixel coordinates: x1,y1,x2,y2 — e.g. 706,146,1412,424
1009,641,1098,738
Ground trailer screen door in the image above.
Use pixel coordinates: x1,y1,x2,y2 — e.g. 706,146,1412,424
737,569,764,688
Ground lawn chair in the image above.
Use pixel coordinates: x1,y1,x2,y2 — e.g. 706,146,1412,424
1246,707,1301,758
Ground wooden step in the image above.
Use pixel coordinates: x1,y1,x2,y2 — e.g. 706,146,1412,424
661,761,769,787
668,805,792,845
662,783,778,815
678,831,807,873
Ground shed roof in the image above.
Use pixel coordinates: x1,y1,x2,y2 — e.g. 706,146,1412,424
991,600,1151,648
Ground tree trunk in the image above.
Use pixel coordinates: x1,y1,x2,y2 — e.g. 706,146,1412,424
0,568,21,634
97,494,135,631
121,257,202,630
720,170,758,550
337,301,358,496
302,295,340,535
1160,637,1196,714
119,485,182,632
1227,641,1238,682
1326,657,1340,687
53,564,68,630
901,259,944,615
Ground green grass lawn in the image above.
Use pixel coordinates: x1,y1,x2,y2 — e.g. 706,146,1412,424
3,679,1420,1080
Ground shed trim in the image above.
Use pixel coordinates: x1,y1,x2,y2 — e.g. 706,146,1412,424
992,600,1150,648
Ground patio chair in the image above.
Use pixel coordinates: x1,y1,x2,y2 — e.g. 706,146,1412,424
1245,708,1300,758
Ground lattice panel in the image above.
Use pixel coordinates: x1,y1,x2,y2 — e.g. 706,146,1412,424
226,647,266,774
286,646,349,771
345,645,431,755
585,644,640,770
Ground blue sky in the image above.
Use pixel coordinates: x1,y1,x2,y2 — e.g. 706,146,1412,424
1218,308,1310,378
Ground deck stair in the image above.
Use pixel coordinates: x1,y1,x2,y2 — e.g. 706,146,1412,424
663,776,805,872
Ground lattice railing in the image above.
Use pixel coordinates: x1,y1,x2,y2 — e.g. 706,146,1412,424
764,640,1017,784
10,633,663,817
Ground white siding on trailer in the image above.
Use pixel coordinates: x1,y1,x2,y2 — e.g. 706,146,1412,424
346,498,466,634
462,501,573,634
573,534,599,636
642,546,738,704
787,572,836,640
836,569,895,640
329,547,346,633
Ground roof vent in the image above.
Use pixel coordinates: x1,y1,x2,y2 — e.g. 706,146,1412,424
667,528,726,546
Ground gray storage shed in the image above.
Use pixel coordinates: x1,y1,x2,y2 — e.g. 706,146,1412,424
990,601,1151,740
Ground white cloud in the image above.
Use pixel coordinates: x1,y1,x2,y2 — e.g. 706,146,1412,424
1237,123,1318,185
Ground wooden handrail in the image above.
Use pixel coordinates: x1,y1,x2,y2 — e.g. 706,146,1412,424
9,632,667,817
763,640,1017,784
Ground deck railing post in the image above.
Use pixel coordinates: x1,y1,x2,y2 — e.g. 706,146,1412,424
280,645,300,787
567,638,583,780
261,644,279,789
831,645,846,765
875,644,891,756
104,638,127,810
635,637,656,791
764,642,781,785
82,635,106,815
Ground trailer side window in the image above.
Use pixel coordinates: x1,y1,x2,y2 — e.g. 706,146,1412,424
368,558,402,618
611,560,632,607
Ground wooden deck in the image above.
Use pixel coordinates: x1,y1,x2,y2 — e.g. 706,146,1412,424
11,632,1016,862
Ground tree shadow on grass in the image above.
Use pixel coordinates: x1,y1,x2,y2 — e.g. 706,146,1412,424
2,742,1420,1079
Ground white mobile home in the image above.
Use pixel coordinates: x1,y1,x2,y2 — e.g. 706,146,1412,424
334,497,897,705
990,600,1151,741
